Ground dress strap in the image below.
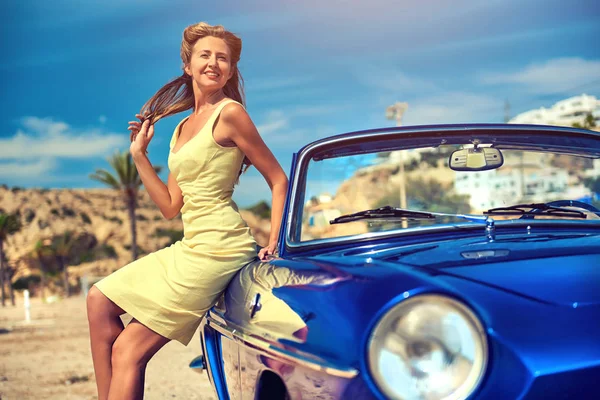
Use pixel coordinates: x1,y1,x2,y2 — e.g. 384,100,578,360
169,99,243,149
203,99,242,131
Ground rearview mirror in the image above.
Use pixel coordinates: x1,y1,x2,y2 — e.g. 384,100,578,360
449,147,504,171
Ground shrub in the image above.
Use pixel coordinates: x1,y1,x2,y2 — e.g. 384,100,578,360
98,244,117,258
102,215,123,225
244,201,271,220
61,206,76,217
24,209,36,223
124,244,147,255
80,212,92,224
153,228,184,245
12,275,41,291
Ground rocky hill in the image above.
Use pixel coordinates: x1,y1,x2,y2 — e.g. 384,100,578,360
0,186,270,297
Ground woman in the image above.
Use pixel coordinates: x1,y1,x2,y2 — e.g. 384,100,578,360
86,22,288,399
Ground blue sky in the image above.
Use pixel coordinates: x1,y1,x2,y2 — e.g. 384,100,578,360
1,0,599,207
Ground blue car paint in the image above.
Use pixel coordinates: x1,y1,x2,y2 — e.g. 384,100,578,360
274,230,600,398
200,124,600,399
201,325,230,400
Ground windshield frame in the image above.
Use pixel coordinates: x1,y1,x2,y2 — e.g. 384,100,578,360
282,123,600,255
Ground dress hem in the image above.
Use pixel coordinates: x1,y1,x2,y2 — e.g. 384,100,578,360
93,283,195,346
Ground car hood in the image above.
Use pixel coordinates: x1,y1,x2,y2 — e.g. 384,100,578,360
316,231,600,307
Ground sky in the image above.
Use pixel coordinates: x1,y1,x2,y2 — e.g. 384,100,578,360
1,0,599,207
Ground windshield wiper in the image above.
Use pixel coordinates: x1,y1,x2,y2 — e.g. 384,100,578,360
484,203,586,219
330,206,487,225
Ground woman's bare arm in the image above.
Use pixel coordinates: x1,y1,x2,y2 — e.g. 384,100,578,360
130,120,184,219
217,103,289,259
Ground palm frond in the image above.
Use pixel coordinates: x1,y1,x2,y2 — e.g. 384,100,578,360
90,169,121,189
92,150,162,191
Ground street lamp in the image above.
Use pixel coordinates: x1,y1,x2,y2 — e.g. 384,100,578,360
386,102,409,228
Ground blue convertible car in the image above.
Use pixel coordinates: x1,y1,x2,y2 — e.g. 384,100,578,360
192,124,600,399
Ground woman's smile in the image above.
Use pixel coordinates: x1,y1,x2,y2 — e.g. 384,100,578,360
205,70,220,79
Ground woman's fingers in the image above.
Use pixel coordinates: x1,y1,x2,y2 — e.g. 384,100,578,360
136,120,148,134
147,124,155,141
128,117,152,144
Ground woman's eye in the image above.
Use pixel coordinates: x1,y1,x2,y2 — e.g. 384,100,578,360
201,54,209,58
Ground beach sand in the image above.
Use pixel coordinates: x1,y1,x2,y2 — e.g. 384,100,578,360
0,295,216,399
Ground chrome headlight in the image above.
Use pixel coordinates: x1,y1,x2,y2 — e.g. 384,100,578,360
367,294,488,400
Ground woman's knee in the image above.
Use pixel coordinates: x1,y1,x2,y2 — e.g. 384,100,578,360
111,337,147,369
86,286,122,323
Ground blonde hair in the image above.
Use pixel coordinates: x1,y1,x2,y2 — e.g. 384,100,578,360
140,22,251,177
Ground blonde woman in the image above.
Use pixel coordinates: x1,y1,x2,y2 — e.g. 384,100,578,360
86,22,288,399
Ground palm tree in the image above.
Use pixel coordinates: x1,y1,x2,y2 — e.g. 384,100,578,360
0,212,21,307
32,240,51,301
90,151,161,261
50,231,77,297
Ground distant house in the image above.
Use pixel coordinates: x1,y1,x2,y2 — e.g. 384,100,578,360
307,208,342,228
509,94,600,127
453,153,587,211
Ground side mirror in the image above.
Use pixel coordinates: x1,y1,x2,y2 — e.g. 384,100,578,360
449,147,504,171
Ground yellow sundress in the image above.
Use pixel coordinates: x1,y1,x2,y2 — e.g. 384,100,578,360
94,99,257,346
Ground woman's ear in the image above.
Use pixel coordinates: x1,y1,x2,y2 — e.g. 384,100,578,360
184,64,192,77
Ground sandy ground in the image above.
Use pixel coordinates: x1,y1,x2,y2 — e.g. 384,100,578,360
0,295,217,400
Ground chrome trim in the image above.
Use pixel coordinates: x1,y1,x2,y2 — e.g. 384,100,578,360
485,218,496,241
189,355,206,373
284,124,600,251
206,314,358,379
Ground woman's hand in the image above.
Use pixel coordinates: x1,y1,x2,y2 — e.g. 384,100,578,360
129,114,154,158
258,242,278,261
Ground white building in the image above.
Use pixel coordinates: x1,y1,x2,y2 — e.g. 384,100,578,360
509,94,600,127
454,155,577,211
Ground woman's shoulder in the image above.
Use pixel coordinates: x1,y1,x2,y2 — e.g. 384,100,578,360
220,99,250,123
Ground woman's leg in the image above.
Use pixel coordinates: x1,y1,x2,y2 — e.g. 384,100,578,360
87,286,126,400
108,319,170,400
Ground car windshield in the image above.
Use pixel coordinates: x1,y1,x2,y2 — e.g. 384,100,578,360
297,141,600,242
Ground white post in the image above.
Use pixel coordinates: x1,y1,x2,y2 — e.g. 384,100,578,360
24,289,31,323
386,102,409,228
82,274,89,298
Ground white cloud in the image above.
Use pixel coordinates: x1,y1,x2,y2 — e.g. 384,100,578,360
0,158,57,180
255,109,337,148
480,57,600,94
256,111,290,137
0,117,128,160
403,92,503,125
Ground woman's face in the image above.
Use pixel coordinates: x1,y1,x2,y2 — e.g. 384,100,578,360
185,36,234,91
